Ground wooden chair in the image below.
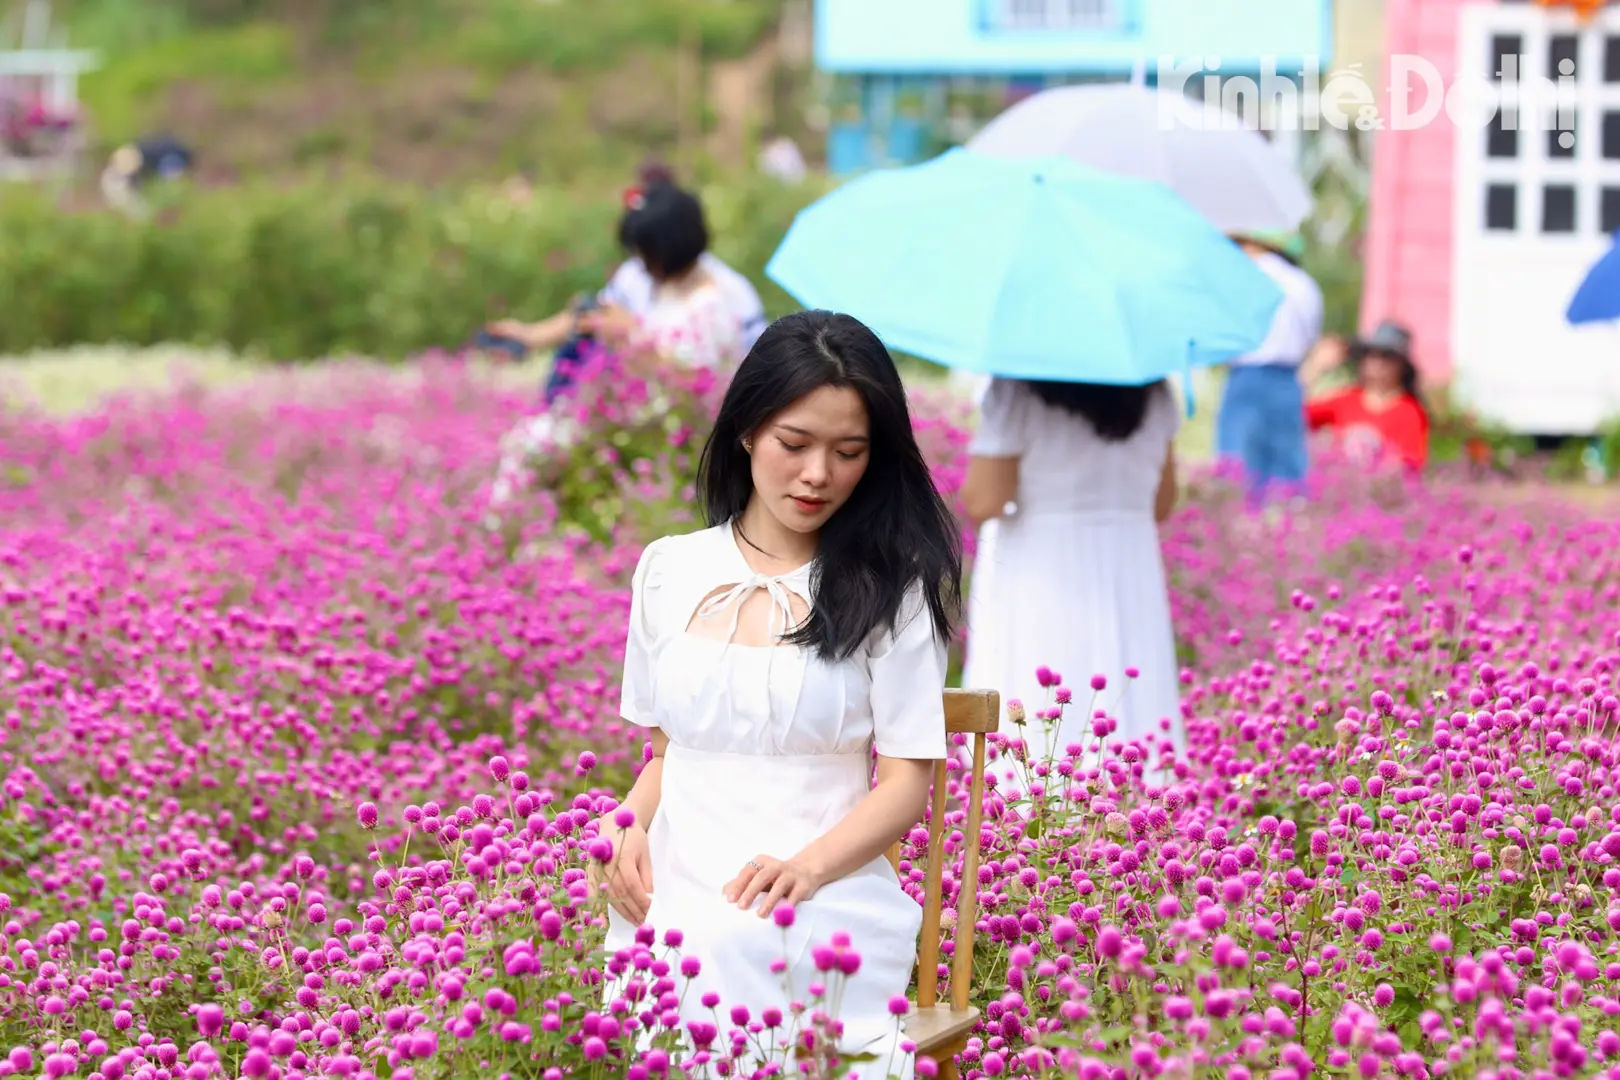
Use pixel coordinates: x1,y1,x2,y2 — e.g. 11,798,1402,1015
887,688,997,1080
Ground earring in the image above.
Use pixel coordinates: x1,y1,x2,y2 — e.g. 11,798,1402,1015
742,439,753,453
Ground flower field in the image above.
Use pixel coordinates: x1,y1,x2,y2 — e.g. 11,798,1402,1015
2,355,1620,1079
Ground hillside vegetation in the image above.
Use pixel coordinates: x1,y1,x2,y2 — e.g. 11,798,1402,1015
54,0,799,185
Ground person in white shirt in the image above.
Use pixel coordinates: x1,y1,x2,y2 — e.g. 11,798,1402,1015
485,169,767,387
598,250,767,355
1215,233,1324,505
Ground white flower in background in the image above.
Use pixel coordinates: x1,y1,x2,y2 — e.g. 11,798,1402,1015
489,410,587,511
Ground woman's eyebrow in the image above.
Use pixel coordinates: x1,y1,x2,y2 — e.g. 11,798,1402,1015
776,423,869,443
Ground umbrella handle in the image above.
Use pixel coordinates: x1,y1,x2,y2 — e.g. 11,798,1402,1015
1181,341,1197,419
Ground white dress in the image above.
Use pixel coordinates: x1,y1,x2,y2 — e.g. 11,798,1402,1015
603,523,947,1077
962,379,1184,783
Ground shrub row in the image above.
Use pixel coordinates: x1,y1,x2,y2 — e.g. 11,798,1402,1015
0,176,824,361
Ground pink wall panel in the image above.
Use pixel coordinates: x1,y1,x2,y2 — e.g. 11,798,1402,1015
1359,0,1472,381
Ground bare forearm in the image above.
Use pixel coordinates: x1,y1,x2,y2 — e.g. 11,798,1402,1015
793,766,930,885
961,502,1002,528
1154,477,1178,522
619,755,665,827
524,312,576,351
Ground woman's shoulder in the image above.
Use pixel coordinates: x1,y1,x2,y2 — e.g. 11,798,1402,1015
1132,382,1182,444
630,527,731,632
1309,386,1361,411
1395,393,1430,428
637,525,728,576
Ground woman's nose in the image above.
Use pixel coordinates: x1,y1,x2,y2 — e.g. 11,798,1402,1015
799,453,830,486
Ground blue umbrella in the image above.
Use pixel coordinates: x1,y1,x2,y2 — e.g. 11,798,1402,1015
1567,231,1620,324
765,147,1284,389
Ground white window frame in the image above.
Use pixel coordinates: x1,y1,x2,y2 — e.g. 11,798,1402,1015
1471,19,1620,238
1452,3,1620,437
1000,0,1120,32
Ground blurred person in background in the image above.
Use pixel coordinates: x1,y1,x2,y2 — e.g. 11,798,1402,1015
757,128,807,184
100,134,194,215
958,376,1184,791
488,182,749,510
578,182,747,373
1301,320,1430,473
485,161,765,403
1215,232,1323,507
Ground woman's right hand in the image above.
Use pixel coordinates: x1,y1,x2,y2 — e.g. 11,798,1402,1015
586,818,654,924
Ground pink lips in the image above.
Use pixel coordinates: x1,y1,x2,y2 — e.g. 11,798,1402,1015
790,496,827,513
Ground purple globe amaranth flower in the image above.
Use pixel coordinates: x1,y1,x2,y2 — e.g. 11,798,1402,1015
196,1004,224,1037
9,357,1620,1078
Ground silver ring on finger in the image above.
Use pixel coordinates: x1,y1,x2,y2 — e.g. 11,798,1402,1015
747,859,763,870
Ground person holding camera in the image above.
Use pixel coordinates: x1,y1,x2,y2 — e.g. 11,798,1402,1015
486,182,748,511
574,182,746,375
484,165,762,401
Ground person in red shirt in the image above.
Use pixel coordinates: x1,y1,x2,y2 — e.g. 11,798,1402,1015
1300,320,1429,472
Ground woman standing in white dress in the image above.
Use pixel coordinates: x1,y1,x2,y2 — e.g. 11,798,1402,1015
588,310,964,1077
959,377,1184,787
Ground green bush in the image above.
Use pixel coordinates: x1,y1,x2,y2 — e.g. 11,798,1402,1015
0,175,826,360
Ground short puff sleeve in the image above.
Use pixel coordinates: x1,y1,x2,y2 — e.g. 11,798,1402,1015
867,584,949,760
619,539,668,728
1151,382,1184,447
969,377,1031,458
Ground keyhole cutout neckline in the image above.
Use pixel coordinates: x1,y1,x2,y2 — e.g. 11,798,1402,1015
675,520,818,650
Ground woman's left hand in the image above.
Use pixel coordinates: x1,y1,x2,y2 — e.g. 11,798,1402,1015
724,855,825,918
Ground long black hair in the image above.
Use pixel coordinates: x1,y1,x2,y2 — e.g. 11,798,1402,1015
1025,378,1170,442
697,310,964,661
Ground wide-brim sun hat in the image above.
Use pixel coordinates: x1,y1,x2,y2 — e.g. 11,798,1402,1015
1350,320,1413,364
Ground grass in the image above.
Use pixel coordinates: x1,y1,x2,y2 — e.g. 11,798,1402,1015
76,20,298,145
63,0,785,153
439,0,783,77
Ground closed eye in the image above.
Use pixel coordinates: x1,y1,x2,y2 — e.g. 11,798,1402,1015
778,440,806,452
836,450,865,461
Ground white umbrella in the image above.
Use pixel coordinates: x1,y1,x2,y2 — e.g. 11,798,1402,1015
967,83,1313,235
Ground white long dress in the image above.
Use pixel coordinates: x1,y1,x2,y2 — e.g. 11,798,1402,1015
962,378,1185,784
602,523,947,1077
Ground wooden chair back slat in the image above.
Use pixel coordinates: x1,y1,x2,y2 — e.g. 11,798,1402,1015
951,728,987,1011
885,689,999,1013
914,755,948,1008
